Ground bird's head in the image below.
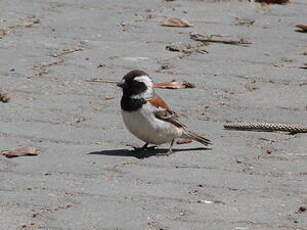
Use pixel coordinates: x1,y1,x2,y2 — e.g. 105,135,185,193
117,70,154,100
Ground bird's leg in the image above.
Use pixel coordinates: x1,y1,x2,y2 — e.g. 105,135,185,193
167,138,175,154
156,139,175,157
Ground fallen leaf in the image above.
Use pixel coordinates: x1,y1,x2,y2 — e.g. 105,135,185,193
103,96,116,100
252,0,289,4
1,146,39,158
154,80,195,89
161,17,192,27
0,28,9,37
176,138,193,144
296,24,307,32
0,91,10,103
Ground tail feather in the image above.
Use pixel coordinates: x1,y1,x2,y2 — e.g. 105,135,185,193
182,129,212,146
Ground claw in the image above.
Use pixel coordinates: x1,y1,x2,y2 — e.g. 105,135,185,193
127,143,157,152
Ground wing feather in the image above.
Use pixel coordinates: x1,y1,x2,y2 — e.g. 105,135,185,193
154,110,185,128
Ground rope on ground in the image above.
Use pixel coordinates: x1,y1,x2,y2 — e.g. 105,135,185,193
224,122,307,134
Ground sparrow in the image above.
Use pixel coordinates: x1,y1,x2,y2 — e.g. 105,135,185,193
117,70,211,154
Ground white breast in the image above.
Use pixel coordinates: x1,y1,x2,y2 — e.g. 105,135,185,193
121,103,182,145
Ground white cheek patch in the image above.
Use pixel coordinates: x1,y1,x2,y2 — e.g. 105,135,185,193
134,75,153,88
131,75,154,100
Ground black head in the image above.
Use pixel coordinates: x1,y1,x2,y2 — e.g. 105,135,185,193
117,70,153,98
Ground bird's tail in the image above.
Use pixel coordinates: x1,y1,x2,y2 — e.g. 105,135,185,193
182,129,212,146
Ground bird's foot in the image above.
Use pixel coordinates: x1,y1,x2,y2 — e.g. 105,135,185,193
156,139,174,157
127,143,157,152
156,149,173,157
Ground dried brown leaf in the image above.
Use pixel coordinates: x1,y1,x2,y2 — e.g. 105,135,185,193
252,0,289,4
296,24,307,32
161,17,192,28
0,91,10,103
176,138,193,145
154,80,195,89
1,146,39,158
0,28,9,37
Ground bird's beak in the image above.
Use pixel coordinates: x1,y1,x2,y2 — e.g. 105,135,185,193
117,80,126,88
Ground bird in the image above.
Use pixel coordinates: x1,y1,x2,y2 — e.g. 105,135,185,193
117,69,211,155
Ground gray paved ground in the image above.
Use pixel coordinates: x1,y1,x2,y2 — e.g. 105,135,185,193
0,0,307,229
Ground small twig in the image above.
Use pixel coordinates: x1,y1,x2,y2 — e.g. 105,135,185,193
84,79,196,89
33,58,64,76
166,42,208,54
190,33,251,46
85,79,117,84
51,48,84,57
154,80,195,89
41,58,64,68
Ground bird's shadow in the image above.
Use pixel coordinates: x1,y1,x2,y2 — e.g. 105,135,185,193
87,147,210,159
